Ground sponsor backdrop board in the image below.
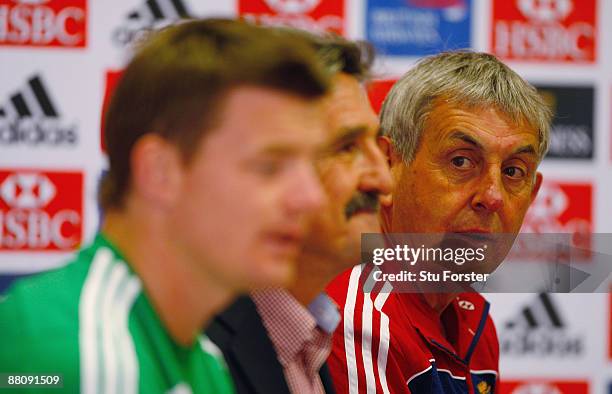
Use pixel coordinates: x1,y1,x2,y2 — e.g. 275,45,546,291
491,0,597,63
501,380,590,394
536,85,595,160
366,0,472,57
1,0,611,392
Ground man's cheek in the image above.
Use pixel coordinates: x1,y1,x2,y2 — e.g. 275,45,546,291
311,206,344,235
323,176,352,204
509,201,532,225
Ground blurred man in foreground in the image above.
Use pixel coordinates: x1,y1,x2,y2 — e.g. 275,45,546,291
207,35,392,394
327,51,552,393
0,19,331,393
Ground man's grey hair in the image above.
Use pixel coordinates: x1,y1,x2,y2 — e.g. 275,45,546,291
380,51,552,163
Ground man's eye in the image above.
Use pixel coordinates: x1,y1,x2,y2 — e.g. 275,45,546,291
253,160,282,176
503,166,526,179
337,141,359,154
450,156,474,169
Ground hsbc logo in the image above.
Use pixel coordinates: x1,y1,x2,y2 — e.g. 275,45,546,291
517,0,572,22
523,182,592,234
0,169,83,251
239,0,344,34
520,181,592,258
0,173,56,209
527,183,569,223
265,0,320,14
0,0,87,48
491,0,596,63
0,74,78,147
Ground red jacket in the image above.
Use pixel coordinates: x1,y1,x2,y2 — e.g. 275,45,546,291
326,265,499,394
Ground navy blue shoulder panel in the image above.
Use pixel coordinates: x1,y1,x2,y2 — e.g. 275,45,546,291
406,361,497,394
407,362,468,394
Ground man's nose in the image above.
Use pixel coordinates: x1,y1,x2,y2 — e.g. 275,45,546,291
470,166,504,213
360,141,392,195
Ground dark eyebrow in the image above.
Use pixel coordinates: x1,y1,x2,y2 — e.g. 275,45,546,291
448,131,484,150
258,147,296,157
258,143,304,157
328,126,369,149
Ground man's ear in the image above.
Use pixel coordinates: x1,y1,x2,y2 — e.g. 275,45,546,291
531,171,543,204
130,134,183,208
378,135,394,168
377,135,404,208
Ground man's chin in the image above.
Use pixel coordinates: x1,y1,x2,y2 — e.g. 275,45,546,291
347,211,381,234
340,213,381,265
246,258,297,290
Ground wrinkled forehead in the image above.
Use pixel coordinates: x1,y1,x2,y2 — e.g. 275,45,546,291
323,73,378,133
418,100,540,158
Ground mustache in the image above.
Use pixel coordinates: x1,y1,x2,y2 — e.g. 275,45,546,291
345,191,380,218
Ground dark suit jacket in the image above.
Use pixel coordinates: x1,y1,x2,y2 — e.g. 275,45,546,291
207,296,336,394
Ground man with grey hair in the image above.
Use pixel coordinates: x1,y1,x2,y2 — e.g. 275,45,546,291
326,51,551,394
207,34,392,394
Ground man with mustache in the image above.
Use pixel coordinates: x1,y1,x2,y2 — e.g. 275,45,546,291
326,51,552,394
0,19,331,393
207,35,392,394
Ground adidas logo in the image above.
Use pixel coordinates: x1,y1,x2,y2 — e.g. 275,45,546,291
0,75,77,146
500,293,583,357
112,0,193,47
0,75,58,119
504,293,563,330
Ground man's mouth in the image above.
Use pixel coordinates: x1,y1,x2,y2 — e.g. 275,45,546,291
439,230,499,251
452,230,495,242
266,228,305,253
